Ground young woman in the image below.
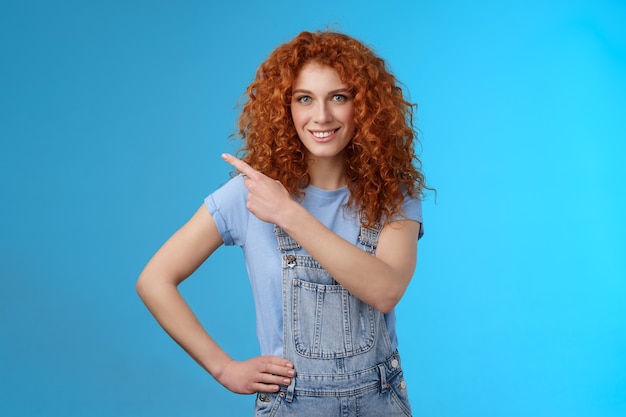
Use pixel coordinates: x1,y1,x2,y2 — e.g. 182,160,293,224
137,30,429,416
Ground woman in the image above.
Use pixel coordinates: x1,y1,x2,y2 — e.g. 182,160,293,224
137,30,429,416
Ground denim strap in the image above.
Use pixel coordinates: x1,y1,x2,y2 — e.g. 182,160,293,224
274,225,301,252
285,378,296,402
358,217,383,255
378,363,389,393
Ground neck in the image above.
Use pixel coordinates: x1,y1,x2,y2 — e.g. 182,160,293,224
307,156,347,190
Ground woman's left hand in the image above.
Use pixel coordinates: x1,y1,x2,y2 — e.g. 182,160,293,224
222,153,295,225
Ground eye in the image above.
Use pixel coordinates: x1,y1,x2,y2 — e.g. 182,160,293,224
332,94,347,102
296,95,312,103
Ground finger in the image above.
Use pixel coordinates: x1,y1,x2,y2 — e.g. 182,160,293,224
253,383,281,393
266,356,294,368
263,355,293,365
262,356,295,373
259,364,295,380
265,363,296,378
260,372,292,386
221,153,257,177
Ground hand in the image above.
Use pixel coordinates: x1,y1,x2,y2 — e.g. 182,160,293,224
222,153,295,225
216,356,296,394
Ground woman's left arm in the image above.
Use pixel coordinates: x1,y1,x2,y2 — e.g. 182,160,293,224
283,212,419,314
222,154,420,314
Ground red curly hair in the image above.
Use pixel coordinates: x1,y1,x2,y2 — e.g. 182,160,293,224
236,30,428,227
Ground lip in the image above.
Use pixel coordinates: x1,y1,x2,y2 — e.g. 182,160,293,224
309,128,339,143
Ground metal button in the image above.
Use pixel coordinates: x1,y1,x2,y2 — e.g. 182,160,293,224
399,380,407,390
391,359,399,369
279,392,285,397
258,393,270,402
286,255,296,268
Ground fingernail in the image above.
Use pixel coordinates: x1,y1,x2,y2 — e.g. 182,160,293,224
288,370,295,376
283,378,291,385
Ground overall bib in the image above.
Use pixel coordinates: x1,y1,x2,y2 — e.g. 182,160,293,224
254,221,412,417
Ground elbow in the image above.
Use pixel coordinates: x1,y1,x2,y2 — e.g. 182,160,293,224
374,294,402,315
136,275,147,300
373,271,413,314
136,272,179,304
136,272,155,301
372,282,409,314
376,301,397,315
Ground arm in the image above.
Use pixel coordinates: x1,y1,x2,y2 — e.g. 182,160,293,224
281,207,419,314
136,205,295,394
222,154,420,314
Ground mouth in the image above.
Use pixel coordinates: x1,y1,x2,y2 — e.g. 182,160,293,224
310,128,339,141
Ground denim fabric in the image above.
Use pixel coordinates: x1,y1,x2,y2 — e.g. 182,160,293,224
206,177,423,357
254,223,412,416
254,352,411,417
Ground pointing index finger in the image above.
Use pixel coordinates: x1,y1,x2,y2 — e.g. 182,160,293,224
221,153,256,177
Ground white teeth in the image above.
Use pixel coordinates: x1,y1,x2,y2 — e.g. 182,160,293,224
312,130,336,138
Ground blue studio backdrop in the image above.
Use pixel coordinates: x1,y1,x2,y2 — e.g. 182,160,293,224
1,1,624,416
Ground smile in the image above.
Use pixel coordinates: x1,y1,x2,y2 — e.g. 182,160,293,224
311,129,339,139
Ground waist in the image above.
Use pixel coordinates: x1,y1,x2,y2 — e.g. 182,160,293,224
286,350,403,395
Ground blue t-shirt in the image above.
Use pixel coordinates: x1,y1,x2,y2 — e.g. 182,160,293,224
204,174,423,357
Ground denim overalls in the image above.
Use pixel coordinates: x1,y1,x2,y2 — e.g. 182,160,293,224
254,221,412,417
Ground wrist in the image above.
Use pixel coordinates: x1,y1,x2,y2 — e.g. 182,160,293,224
275,199,305,231
205,352,234,381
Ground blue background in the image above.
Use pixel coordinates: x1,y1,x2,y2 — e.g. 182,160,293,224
1,1,624,416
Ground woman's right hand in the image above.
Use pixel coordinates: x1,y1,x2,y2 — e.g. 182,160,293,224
216,356,296,394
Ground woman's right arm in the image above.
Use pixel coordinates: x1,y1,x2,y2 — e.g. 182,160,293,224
136,205,294,394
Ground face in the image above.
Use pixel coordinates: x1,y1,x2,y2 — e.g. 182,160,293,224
290,62,355,165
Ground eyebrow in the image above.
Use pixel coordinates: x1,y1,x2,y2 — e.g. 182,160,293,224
292,88,352,95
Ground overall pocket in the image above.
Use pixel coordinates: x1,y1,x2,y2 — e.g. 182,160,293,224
291,278,376,359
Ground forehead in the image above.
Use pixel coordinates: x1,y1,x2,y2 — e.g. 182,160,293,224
293,62,346,89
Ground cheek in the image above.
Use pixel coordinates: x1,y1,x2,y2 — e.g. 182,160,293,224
342,107,356,131
339,103,355,121
290,107,305,128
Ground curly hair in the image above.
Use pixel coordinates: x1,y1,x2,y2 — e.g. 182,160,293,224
236,30,429,227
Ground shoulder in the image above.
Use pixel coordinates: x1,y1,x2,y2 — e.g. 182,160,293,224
204,175,249,212
206,174,246,200
394,191,423,239
401,192,422,219
204,174,249,246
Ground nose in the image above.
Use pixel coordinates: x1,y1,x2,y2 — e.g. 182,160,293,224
313,101,332,124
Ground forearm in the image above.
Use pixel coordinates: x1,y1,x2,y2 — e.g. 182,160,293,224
278,203,416,313
136,205,296,394
136,278,232,379
219,153,418,313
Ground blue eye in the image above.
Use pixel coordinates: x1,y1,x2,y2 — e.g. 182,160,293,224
297,96,312,103
332,94,348,102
